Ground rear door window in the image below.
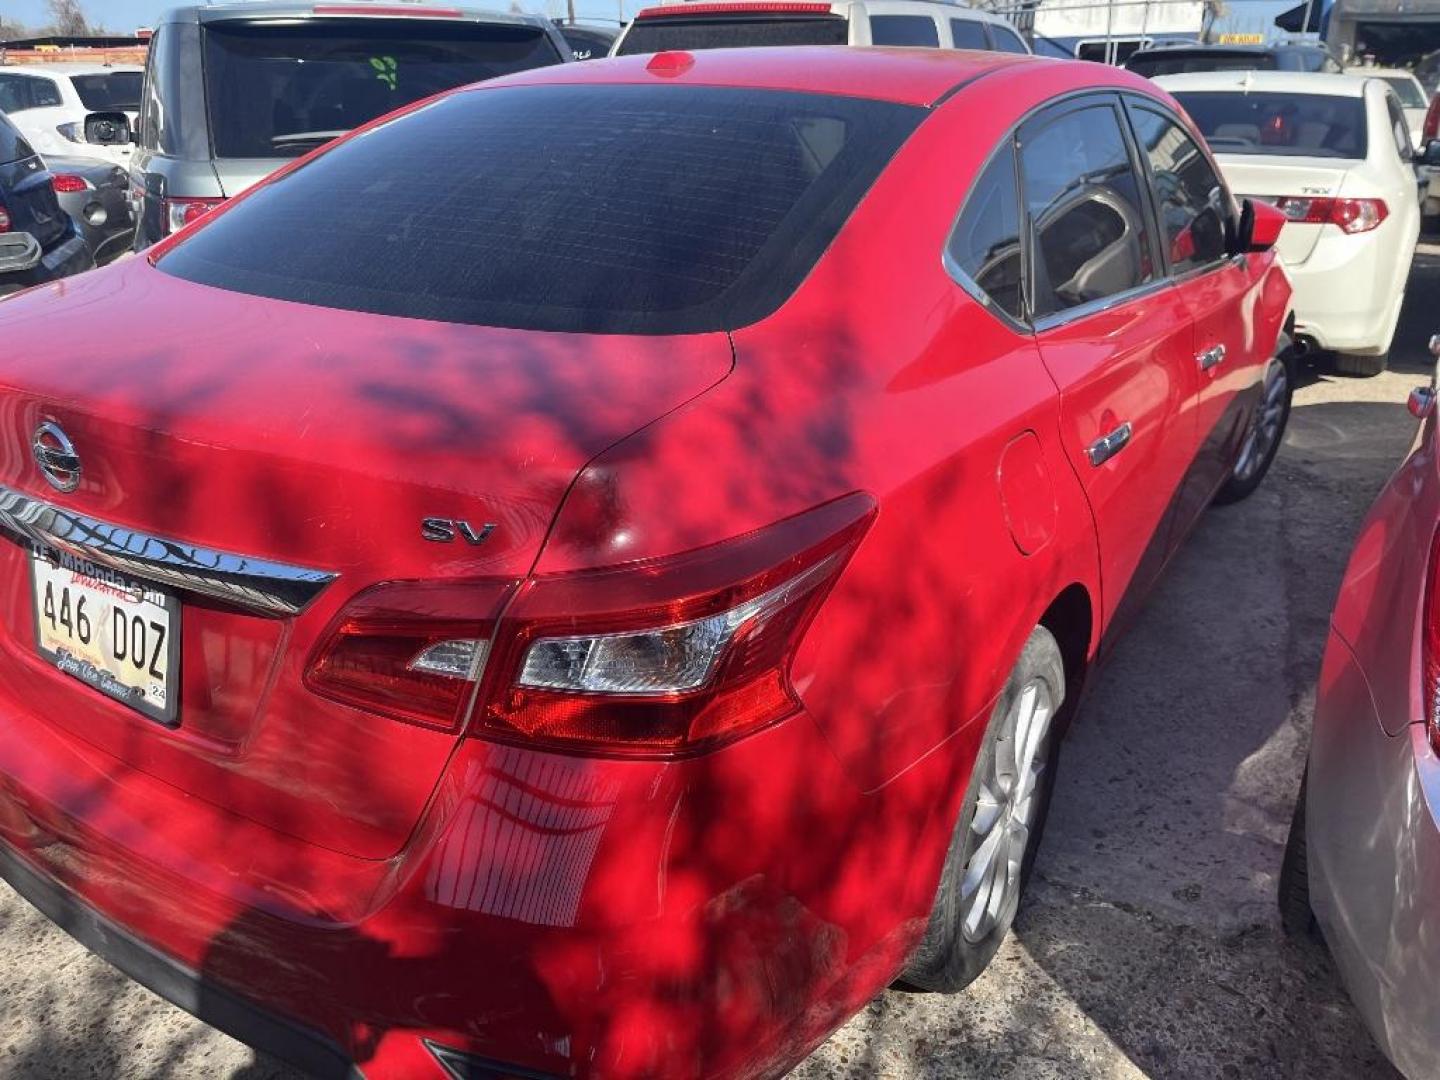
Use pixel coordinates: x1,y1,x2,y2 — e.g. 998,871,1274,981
1172,91,1367,159
947,142,1024,320
0,75,61,112
615,15,847,54
201,18,564,159
1128,106,1231,274
70,73,143,111
949,19,989,49
1021,102,1157,317
870,15,939,47
160,84,923,334
990,25,1029,53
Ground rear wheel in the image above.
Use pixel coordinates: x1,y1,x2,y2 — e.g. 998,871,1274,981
1215,349,1292,505
1279,770,1317,938
900,626,1065,993
1333,350,1388,377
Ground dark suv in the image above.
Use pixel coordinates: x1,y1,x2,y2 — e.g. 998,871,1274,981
1124,41,1343,78
129,1,572,249
0,112,92,295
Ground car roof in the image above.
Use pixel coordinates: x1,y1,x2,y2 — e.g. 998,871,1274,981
632,0,1012,21
1348,66,1421,79
484,45,1045,107
158,0,548,29
0,63,143,75
1153,69,1367,97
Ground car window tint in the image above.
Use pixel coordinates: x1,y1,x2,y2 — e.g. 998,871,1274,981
948,143,1023,320
0,75,61,112
1385,92,1412,157
949,19,989,50
870,15,939,47
71,73,142,111
0,76,23,114
1022,103,1155,317
1383,75,1427,108
0,112,35,165
991,26,1029,53
616,16,848,54
202,19,563,159
159,84,924,334
1173,91,1367,159
1129,107,1230,274
1127,52,1278,77
30,78,63,109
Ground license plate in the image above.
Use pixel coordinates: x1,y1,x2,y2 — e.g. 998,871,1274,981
30,548,180,725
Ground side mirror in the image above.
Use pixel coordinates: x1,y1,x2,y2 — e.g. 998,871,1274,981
1422,139,1440,168
1236,197,1286,253
83,111,132,147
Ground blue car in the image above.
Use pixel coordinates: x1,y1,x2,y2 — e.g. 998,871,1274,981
0,111,92,295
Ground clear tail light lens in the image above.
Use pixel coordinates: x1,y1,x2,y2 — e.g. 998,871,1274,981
478,494,876,757
51,174,91,194
162,196,225,236
1275,196,1388,235
55,122,85,144
305,579,518,731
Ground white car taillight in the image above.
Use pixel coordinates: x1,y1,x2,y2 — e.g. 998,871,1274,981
1275,196,1389,235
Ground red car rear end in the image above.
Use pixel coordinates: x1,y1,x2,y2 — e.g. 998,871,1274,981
0,48,1293,1079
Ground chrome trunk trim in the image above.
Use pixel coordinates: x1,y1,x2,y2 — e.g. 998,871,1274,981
0,484,336,617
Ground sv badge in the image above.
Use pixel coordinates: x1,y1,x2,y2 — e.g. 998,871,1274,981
421,518,497,545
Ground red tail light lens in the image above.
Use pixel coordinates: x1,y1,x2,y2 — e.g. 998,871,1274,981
0,206,9,233
1426,95,1440,143
50,174,91,194
305,579,519,731
475,494,876,757
1274,196,1388,235
161,196,226,236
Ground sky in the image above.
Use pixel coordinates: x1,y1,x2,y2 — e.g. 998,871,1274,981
2,0,1301,36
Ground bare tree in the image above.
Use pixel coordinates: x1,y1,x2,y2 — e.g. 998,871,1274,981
45,0,90,37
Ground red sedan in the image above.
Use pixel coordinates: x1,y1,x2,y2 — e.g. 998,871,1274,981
0,48,1291,1079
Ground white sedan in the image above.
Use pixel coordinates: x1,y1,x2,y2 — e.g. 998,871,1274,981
1157,70,1420,375
0,64,141,169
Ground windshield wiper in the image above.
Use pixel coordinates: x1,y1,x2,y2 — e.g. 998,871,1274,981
271,130,351,148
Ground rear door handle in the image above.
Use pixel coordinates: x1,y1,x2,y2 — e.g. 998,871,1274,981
1086,422,1133,467
1198,344,1226,371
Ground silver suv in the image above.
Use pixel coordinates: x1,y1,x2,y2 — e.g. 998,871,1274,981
130,1,571,249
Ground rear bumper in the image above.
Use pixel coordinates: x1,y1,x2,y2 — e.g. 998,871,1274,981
0,232,92,292
1284,228,1413,355
1308,630,1440,1078
0,688,965,1079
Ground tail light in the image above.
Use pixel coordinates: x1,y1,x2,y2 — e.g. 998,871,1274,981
161,196,225,236
1425,527,1440,753
51,174,92,194
1426,95,1440,144
55,122,85,144
0,205,9,233
1274,196,1388,235
305,495,875,755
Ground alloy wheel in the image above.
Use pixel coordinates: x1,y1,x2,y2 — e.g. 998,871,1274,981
1233,356,1290,484
959,677,1055,943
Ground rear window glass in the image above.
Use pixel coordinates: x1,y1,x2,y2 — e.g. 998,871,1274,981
1173,91,1367,159
1382,75,1427,108
160,84,923,334
870,15,939,47
71,72,142,111
615,15,847,55
1126,52,1277,77
0,112,35,165
201,19,562,159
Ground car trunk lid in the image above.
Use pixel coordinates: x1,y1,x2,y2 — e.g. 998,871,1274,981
0,261,733,858
1216,155,1351,267
0,155,69,251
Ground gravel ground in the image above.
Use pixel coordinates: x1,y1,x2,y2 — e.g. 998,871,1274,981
0,258,1437,1079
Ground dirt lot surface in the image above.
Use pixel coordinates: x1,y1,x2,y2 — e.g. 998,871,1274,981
1,258,1437,1079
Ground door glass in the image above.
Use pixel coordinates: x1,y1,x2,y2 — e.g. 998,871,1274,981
870,15,939,47
947,143,1024,320
991,26,1029,53
1129,107,1231,275
1022,103,1155,317
1385,92,1413,157
949,18,988,50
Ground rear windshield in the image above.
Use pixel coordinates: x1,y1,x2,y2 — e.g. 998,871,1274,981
0,113,35,166
71,72,142,111
1382,75,1427,108
1126,52,1277,77
615,15,847,55
1173,91,1367,159
201,19,563,159
159,84,922,334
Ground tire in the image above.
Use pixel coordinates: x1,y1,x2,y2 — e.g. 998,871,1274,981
1215,348,1293,505
1279,769,1317,939
899,625,1065,993
1332,351,1389,377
